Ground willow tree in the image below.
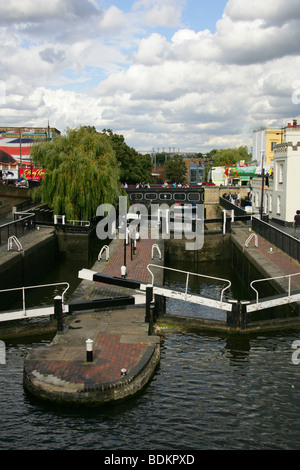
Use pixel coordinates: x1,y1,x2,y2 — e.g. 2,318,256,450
31,126,122,221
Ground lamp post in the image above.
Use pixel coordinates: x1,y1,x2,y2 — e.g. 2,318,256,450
203,156,213,182
260,151,265,220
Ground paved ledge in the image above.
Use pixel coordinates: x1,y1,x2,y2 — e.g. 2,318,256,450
231,223,300,289
23,236,163,406
23,307,160,406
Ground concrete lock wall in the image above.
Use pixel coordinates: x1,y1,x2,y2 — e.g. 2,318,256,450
0,231,58,291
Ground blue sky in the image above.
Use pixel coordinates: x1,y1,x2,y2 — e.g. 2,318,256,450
181,0,228,32
0,0,300,152
100,0,228,34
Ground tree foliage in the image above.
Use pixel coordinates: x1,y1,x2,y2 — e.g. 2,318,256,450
164,156,187,183
103,129,152,184
31,126,122,220
208,146,251,167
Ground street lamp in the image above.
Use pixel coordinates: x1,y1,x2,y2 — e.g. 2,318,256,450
203,156,214,182
260,151,265,220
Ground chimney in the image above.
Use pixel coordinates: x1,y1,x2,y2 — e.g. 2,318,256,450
293,119,297,127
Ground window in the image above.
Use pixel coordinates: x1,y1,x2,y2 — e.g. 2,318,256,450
190,168,197,184
190,161,204,184
277,196,281,214
271,142,277,151
277,162,284,184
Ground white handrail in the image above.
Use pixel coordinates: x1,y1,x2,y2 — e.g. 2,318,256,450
67,219,90,227
147,264,231,303
245,232,258,248
7,236,23,252
98,245,109,261
250,273,300,304
151,244,162,260
0,282,70,316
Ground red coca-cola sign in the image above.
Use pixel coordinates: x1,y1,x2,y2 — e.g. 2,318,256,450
19,168,45,181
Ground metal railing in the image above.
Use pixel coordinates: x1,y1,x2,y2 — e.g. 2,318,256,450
220,196,300,262
219,196,253,221
0,282,70,317
147,264,231,303
252,217,300,262
8,236,22,252
250,272,300,304
0,213,36,245
98,245,110,261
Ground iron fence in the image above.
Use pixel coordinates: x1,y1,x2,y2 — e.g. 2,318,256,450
252,216,300,263
0,213,36,246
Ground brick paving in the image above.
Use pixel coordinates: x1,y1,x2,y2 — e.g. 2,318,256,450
231,223,300,291
23,235,161,403
100,237,155,282
25,334,149,387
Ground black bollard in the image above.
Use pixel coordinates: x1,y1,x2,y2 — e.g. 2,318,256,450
54,296,64,332
145,285,153,323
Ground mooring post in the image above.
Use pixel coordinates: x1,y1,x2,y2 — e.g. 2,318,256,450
240,301,251,330
145,285,153,323
86,339,93,363
227,300,239,329
54,295,64,332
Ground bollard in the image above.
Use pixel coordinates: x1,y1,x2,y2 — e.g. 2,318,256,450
226,300,238,329
145,285,153,323
86,339,93,363
240,301,251,330
121,265,127,278
54,295,64,332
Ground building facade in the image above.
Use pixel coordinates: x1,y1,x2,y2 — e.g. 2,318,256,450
252,127,284,167
252,120,300,225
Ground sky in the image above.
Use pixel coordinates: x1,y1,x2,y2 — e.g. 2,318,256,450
1,0,300,154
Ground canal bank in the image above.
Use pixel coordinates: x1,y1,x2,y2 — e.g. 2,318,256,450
158,223,300,334
23,236,163,406
2,214,300,405
0,227,57,290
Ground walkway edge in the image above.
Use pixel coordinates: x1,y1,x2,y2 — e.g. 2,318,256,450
23,338,160,406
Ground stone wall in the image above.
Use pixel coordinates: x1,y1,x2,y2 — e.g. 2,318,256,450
164,233,231,263
0,185,32,209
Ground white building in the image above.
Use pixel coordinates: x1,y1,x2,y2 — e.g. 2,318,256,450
252,120,300,225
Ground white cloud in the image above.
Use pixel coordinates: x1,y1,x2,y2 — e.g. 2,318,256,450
98,6,127,32
0,0,300,153
215,12,300,64
0,0,100,24
132,0,184,27
225,0,300,26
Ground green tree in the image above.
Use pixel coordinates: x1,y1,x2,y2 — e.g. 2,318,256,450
103,129,152,184
209,146,251,167
31,126,122,220
164,156,187,183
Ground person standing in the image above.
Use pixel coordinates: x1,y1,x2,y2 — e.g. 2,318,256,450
293,210,300,238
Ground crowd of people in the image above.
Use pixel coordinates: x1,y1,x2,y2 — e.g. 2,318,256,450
222,192,241,206
161,181,190,188
121,181,190,188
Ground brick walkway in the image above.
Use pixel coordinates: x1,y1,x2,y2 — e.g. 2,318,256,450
100,237,155,283
23,236,161,404
232,224,300,291
25,332,150,387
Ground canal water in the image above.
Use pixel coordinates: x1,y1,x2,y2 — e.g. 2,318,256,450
1,236,300,450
